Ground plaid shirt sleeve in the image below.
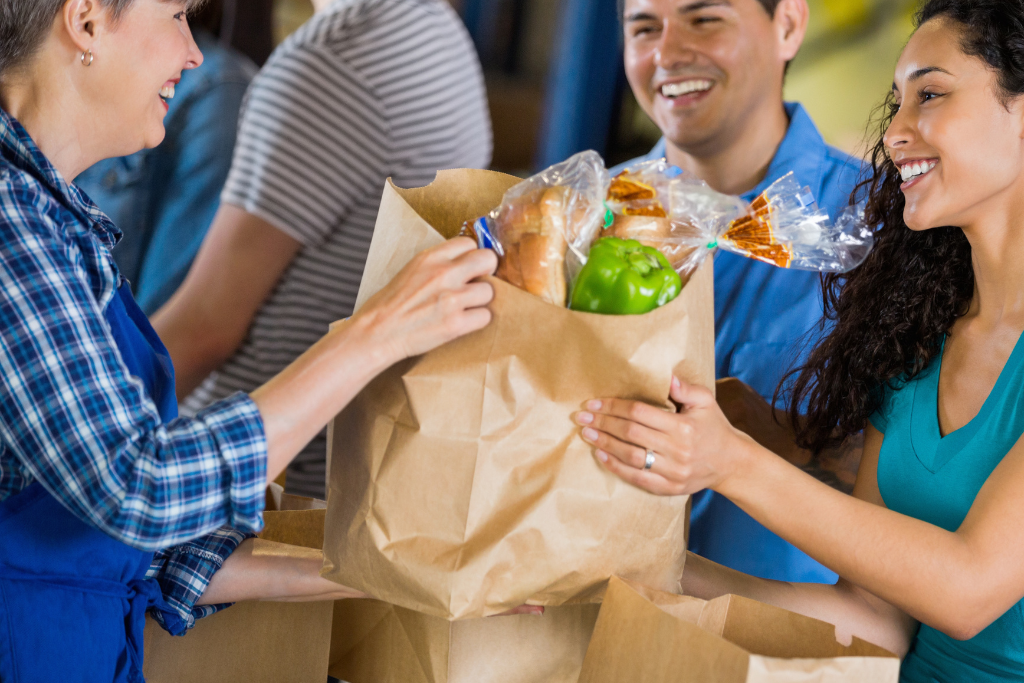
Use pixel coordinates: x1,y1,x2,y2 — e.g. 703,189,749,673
0,170,268,552
146,527,256,635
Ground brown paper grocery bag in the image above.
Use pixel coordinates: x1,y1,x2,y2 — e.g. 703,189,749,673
324,171,714,620
577,577,900,683
143,493,334,683
329,599,600,683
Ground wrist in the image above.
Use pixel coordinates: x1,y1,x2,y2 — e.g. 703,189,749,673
714,429,773,500
332,314,399,378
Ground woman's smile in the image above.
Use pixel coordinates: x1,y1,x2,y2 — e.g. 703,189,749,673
159,78,179,112
896,158,939,190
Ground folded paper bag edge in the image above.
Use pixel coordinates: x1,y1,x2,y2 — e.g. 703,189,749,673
354,172,521,313
579,578,900,683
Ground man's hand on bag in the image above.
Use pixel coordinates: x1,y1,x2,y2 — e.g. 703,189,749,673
352,237,497,364
575,376,756,497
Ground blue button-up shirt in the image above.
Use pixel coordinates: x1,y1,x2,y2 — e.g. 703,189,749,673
614,103,865,583
0,108,268,631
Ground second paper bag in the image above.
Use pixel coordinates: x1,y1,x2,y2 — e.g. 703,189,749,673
323,169,715,620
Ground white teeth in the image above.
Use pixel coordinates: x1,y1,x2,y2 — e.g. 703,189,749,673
159,84,175,100
900,160,936,182
661,80,713,98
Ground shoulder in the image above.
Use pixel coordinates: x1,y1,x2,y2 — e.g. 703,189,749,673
0,165,99,287
0,164,68,235
282,0,472,66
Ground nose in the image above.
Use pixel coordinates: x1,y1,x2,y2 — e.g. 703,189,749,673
654,19,697,72
883,98,914,157
183,21,204,70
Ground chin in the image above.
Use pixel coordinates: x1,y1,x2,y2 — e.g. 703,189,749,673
142,123,168,151
657,113,727,155
902,208,940,232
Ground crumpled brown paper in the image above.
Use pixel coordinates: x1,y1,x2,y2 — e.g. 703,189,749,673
323,170,715,620
578,577,900,683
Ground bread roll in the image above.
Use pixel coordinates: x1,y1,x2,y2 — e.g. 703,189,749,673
606,215,699,272
606,215,673,243
493,187,571,306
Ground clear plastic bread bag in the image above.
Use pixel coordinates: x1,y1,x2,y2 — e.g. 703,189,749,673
603,161,874,282
462,150,610,307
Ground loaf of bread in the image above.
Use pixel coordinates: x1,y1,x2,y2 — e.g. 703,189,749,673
493,186,585,307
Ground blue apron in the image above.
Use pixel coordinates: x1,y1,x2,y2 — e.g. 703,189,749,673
0,283,184,682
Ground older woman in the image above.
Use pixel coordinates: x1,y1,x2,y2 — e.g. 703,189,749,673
0,1,497,680
578,1,1024,680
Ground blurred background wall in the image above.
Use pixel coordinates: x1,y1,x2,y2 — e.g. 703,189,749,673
254,0,921,174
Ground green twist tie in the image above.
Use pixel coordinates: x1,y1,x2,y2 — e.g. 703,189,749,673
706,240,719,250
604,204,614,229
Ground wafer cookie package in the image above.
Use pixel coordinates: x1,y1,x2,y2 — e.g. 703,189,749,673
603,159,874,281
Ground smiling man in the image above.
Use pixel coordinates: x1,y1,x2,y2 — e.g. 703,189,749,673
614,0,866,584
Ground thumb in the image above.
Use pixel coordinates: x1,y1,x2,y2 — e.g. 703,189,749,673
671,375,714,410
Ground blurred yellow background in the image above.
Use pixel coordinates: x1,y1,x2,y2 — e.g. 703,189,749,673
787,0,919,156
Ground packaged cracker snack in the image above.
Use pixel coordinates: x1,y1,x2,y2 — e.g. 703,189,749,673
603,161,873,282
461,151,610,306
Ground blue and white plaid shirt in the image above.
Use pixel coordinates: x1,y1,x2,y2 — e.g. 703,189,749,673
0,108,268,633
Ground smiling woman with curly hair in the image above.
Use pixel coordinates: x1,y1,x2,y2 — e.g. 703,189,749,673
576,1,1024,679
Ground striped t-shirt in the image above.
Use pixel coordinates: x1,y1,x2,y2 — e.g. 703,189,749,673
183,0,492,498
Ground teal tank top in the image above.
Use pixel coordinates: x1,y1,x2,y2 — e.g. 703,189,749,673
870,334,1024,682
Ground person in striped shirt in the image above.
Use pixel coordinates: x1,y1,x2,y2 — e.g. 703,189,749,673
153,0,493,499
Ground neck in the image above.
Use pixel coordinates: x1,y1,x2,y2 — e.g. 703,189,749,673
663,101,790,196
962,193,1024,325
1,62,92,181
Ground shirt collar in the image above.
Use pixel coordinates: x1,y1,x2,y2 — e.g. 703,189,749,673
746,102,827,203
0,107,121,248
643,102,829,203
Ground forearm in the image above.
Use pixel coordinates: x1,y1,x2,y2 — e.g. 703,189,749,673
719,444,981,637
250,317,393,486
151,204,304,400
155,304,238,400
682,552,915,656
198,538,366,605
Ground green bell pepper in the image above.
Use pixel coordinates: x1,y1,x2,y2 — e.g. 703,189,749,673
569,237,683,315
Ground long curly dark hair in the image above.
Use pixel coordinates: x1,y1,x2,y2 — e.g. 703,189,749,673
788,0,1024,454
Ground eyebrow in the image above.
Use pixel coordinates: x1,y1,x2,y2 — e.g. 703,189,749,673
625,0,730,22
892,66,954,91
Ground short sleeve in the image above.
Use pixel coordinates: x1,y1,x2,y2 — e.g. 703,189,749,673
221,44,391,246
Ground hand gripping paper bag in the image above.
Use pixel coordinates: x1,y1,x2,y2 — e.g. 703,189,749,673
323,168,714,620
